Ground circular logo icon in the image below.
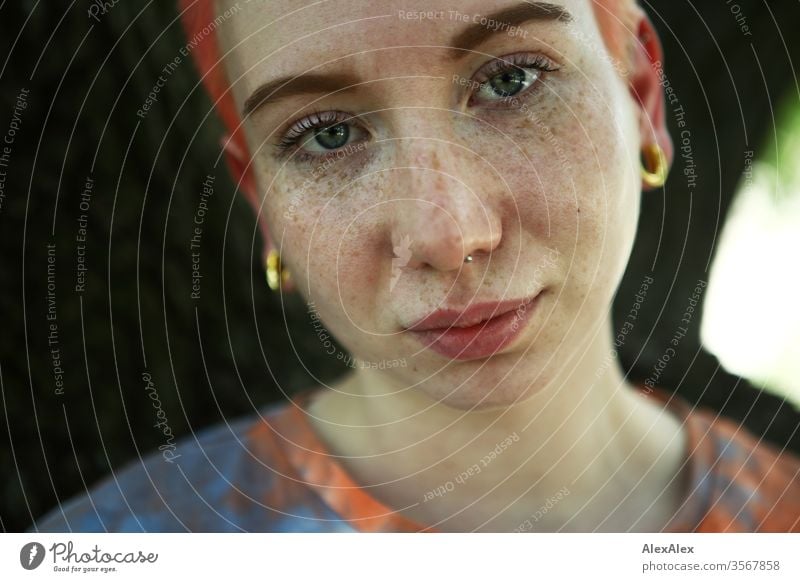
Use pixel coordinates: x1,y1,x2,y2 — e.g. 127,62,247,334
20,542,46,570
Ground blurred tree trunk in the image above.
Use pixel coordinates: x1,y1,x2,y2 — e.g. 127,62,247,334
616,0,800,450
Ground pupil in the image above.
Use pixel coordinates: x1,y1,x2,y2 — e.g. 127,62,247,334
314,123,349,149
490,67,526,97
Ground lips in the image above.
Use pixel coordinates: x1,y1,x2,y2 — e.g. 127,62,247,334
405,293,541,360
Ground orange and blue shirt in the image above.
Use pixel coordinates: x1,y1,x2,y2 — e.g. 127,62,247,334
31,386,800,532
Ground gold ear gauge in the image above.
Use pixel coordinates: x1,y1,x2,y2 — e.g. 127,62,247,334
641,142,668,188
266,249,291,291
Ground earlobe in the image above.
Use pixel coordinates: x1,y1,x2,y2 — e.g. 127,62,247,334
628,12,674,190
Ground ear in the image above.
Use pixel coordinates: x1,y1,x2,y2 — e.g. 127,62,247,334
221,133,296,291
627,12,674,190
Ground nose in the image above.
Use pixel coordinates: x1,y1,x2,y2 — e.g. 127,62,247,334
390,143,502,272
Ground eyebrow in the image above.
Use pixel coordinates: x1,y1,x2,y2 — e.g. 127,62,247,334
448,1,572,58
241,2,572,117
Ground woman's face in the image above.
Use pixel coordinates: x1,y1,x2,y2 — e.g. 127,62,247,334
217,0,643,409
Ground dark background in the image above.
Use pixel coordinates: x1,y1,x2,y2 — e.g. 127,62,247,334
2,1,799,532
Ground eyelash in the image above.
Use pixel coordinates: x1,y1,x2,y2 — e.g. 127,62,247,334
475,52,559,83
274,53,561,159
274,110,354,154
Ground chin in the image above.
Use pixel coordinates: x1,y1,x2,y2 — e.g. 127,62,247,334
417,354,552,411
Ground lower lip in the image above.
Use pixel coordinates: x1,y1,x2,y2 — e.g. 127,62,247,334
409,294,541,361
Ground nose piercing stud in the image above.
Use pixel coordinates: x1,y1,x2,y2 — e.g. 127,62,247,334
464,255,473,263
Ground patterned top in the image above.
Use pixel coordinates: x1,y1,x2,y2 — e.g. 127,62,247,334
31,386,800,532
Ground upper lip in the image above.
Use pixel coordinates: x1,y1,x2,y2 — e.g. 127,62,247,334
405,295,537,332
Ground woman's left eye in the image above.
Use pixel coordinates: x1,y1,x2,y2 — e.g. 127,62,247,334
470,54,560,105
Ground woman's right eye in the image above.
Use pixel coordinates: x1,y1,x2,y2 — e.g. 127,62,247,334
301,122,368,153
276,111,367,158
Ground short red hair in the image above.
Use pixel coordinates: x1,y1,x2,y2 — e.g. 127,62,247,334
177,0,640,163
177,0,246,154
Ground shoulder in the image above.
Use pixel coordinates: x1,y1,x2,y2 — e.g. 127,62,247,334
688,405,800,532
30,397,344,532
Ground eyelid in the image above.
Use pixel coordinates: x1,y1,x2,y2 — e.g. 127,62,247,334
280,110,349,143
472,51,561,83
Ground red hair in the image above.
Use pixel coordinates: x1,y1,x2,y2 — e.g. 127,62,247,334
178,0,243,147
177,0,640,167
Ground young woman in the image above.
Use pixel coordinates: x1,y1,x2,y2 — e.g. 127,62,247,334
33,0,800,532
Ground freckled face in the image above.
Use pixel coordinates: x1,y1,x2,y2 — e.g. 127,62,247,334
217,0,642,409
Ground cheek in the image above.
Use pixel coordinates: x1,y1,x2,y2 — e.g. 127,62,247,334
476,76,639,288
261,163,387,332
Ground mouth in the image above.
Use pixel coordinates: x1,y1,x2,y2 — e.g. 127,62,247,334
405,293,542,361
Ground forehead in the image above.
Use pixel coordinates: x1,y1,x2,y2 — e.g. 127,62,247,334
215,0,600,95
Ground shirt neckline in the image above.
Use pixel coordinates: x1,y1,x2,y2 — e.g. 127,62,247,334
269,384,710,532
272,386,431,532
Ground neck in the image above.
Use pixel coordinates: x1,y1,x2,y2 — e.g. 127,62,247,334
307,317,688,532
